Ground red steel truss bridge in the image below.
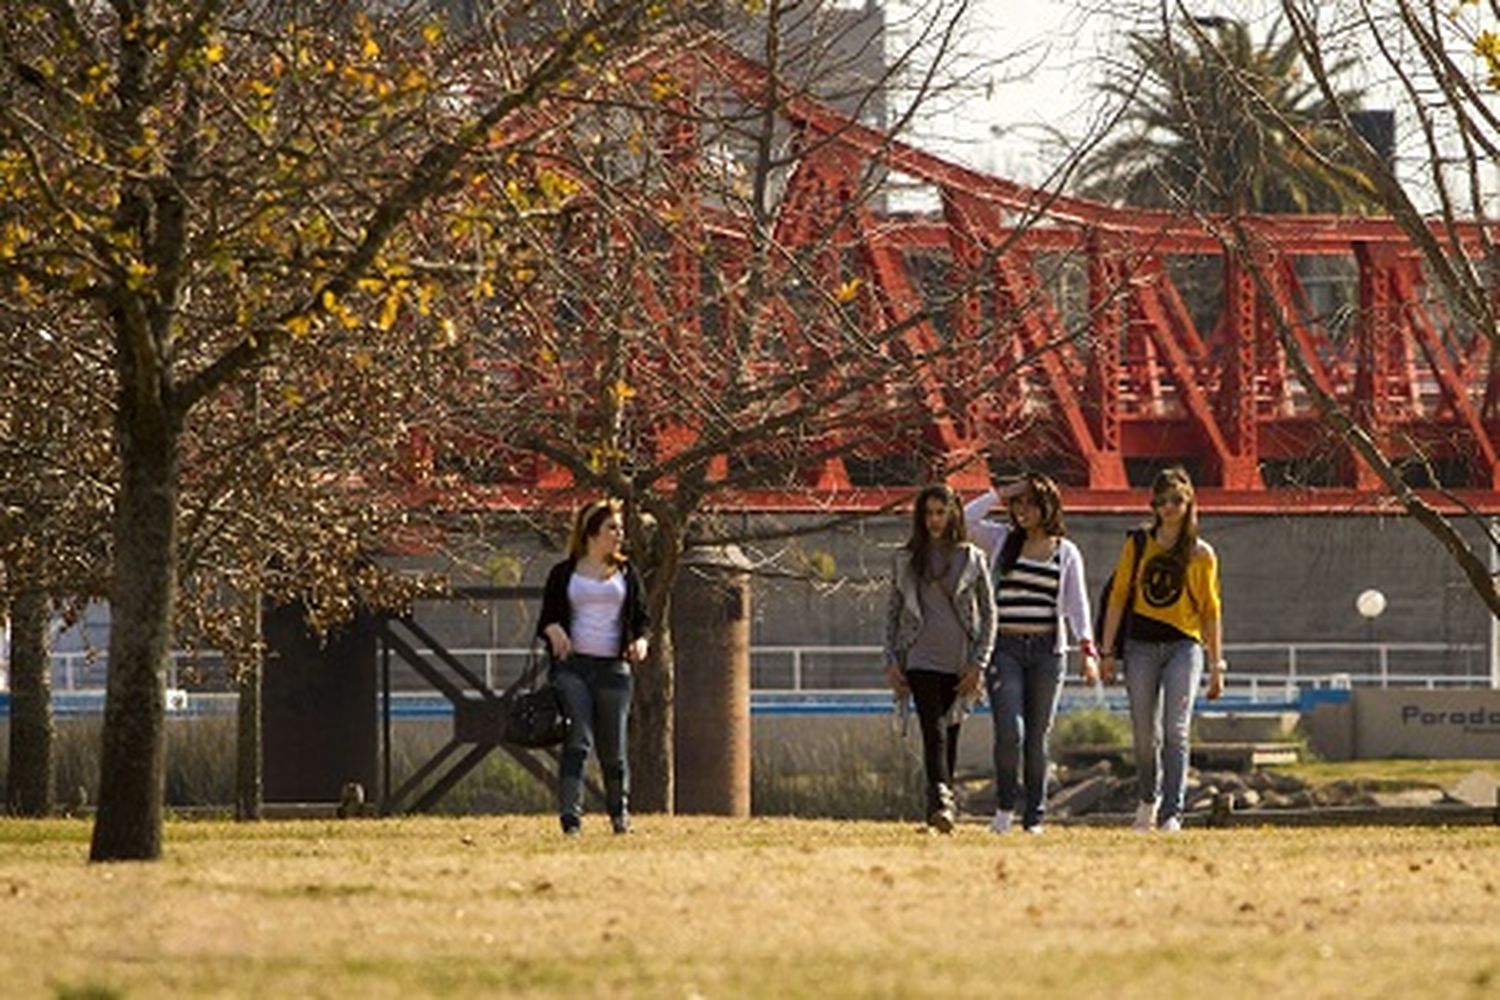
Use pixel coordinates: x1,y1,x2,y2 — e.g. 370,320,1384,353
412,39,1500,516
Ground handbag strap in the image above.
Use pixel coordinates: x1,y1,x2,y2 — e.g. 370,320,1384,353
502,643,550,700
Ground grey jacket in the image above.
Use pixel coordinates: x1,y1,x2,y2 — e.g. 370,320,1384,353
882,543,997,671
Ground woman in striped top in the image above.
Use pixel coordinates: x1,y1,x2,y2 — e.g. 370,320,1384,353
966,475,1098,834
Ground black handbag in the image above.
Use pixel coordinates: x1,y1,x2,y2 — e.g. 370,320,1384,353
503,649,569,748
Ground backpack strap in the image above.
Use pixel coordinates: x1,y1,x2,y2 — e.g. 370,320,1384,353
1126,528,1147,592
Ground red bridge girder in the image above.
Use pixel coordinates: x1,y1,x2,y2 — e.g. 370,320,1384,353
414,38,1500,515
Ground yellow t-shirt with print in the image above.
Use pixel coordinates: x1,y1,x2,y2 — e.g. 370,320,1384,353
1106,532,1221,644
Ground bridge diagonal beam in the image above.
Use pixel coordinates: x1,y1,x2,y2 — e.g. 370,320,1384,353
1391,265,1500,487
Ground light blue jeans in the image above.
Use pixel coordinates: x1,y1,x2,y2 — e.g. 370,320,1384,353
1123,638,1204,824
988,632,1066,828
553,654,633,823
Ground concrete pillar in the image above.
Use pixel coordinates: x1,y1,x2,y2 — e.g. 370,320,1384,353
672,545,751,815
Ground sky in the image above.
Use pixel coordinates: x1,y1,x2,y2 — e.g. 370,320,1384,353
899,0,1291,186
887,0,1487,204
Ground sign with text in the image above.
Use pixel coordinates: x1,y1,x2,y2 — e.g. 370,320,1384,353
1355,690,1500,758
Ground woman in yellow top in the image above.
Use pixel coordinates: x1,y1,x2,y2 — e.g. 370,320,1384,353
1098,467,1225,833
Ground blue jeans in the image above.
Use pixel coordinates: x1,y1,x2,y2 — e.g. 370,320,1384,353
1123,638,1204,823
988,633,1065,828
553,654,632,823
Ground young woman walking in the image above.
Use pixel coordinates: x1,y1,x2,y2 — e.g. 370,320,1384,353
965,475,1098,835
883,484,997,833
537,498,650,836
1098,466,1226,833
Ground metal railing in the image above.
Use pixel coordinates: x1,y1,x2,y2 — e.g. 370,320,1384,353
745,641,1493,698
33,639,1495,698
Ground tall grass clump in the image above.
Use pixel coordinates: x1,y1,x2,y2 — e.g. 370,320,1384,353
752,727,924,819
2,716,557,813
387,720,553,814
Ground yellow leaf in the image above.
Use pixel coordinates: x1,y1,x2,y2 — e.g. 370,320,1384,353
352,352,373,371
282,386,304,408
285,314,313,338
421,22,443,45
362,37,381,60
537,169,581,206
125,259,151,290
202,43,224,65
835,277,863,303
377,286,403,330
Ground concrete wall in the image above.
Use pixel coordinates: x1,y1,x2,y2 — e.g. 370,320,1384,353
1353,689,1500,758
43,510,1495,692
403,510,1494,689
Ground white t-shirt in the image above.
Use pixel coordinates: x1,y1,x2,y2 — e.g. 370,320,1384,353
568,571,627,657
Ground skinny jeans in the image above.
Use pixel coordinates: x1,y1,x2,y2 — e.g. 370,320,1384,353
906,668,961,813
1123,638,1203,824
988,632,1065,828
553,653,632,823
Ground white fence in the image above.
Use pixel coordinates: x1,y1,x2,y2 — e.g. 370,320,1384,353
748,641,1495,697
35,640,1495,699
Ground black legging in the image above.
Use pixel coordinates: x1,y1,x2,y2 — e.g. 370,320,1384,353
906,668,961,811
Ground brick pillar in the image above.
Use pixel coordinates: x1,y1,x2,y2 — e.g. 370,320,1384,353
671,545,752,816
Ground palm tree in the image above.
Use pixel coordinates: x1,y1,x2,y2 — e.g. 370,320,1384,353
1080,18,1378,215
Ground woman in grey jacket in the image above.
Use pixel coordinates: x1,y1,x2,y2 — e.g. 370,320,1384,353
966,475,1098,834
883,484,997,832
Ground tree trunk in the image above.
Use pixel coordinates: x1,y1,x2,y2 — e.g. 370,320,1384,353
6,587,55,816
234,597,263,821
629,619,675,812
628,514,684,813
89,414,179,862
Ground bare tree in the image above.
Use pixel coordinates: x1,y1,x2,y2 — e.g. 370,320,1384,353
429,0,1111,809
1136,0,1500,615
0,0,708,860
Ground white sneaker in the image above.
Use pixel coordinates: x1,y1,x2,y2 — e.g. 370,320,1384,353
1023,824,1044,836
1132,800,1159,833
990,809,1015,834
1160,816,1182,834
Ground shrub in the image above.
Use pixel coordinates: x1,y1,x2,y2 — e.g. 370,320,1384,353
1051,708,1130,749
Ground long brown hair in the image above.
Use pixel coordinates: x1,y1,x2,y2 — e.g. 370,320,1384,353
567,498,627,567
906,484,967,579
1149,466,1198,570
998,473,1067,574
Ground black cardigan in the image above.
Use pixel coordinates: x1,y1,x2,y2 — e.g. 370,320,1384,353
535,557,650,659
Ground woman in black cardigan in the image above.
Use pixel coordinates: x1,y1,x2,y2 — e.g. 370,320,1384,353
536,498,650,835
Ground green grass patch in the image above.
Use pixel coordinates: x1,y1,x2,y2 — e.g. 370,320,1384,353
1268,758,1500,790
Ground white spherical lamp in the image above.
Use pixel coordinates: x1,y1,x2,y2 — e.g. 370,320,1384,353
1355,588,1387,619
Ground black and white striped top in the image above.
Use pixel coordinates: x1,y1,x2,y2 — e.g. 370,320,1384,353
995,552,1061,630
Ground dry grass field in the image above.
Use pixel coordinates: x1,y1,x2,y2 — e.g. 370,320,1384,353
2,816,1499,999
